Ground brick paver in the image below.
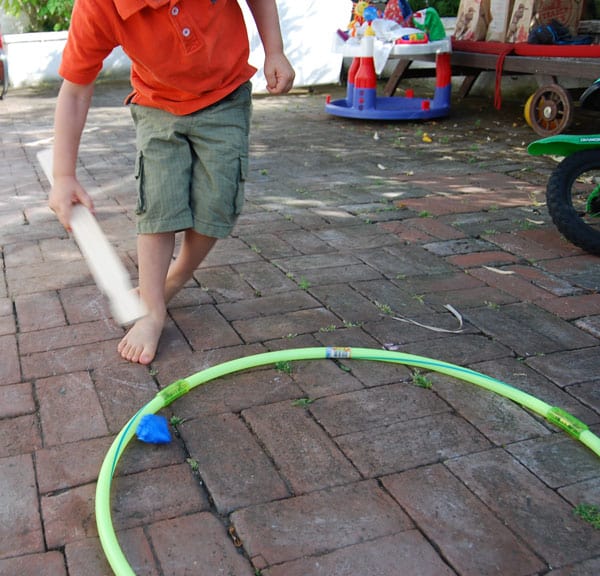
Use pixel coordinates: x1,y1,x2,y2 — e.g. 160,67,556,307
0,382,35,418
536,292,600,319
464,301,598,356
147,513,254,576
17,320,123,355
526,347,600,388
64,530,157,576
232,307,341,342
21,339,124,380
309,382,449,436
0,454,45,558
180,412,290,513
264,531,455,576
468,265,558,302
0,551,67,576
14,291,66,331
337,411,491,476
506,433,600,488
2,82,600,576
473,357,600,424
0,413,42,458
0,298,15,335
289,357,367,396
243,400,361,493
231,480,412,565
383,464,545,575
446,249,520,268
36,371,109,446
430,372,551,446
0,334,19,385
447,449,600,567
168,367,302,419
217,289,320,321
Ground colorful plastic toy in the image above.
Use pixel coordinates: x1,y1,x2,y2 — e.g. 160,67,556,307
326,2,451,121
413,7,446,42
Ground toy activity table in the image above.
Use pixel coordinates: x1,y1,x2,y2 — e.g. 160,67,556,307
325,35,452,121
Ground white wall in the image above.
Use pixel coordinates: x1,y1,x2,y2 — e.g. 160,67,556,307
3,0,352,91
4,31,130,88
241,0,352,92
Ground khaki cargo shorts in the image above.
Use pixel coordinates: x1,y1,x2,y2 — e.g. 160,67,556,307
130,82,252,238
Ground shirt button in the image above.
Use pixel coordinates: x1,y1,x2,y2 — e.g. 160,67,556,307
182,27,191,37
171,6,179,16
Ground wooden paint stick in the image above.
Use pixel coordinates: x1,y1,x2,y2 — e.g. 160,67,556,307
37,148,146,325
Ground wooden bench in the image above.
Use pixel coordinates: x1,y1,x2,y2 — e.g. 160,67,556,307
383,25,600,135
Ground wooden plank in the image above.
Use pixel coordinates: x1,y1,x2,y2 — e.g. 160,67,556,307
457,74,480,99
37,149,147,326
383,46,600,103
450,52,600,80
383,59,412,97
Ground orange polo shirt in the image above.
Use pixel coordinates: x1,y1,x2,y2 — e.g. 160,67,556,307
59,0,257,115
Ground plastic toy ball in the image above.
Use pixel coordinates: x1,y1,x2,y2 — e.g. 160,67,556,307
363,6,378,23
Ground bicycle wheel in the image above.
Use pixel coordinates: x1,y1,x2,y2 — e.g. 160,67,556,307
546,149,600,254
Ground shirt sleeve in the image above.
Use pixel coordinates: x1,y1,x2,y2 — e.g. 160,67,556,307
59,0,119,85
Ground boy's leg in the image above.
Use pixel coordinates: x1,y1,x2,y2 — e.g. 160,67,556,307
165,229,217,303
118,231,175,365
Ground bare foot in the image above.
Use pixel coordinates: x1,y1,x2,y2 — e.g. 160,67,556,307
117,311,165,365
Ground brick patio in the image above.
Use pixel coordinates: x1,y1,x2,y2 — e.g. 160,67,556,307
1,81,599,575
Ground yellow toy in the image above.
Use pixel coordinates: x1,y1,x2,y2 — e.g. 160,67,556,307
348,1,372,37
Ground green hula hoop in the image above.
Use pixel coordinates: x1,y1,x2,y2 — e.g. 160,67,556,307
96,347,600,575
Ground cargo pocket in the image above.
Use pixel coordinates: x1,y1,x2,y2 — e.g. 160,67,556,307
134,151,146,215
235,154,248,215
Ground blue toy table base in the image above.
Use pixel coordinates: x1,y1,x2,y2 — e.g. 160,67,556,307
325,84,451,120
325,39,452,121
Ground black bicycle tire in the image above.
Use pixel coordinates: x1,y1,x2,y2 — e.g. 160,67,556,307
546,149,600,255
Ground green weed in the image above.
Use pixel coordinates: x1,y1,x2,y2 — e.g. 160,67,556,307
376,301,393,315
169,416,185,427
276,361,292,375
573,504,600,529
412,370,433,389
298,277,311,290
292,397,315,408
412,294,425,305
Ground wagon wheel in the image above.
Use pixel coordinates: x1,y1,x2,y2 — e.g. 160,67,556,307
526,84,573,136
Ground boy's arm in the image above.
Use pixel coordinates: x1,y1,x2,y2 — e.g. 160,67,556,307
49,79,95,230
245,0,295,94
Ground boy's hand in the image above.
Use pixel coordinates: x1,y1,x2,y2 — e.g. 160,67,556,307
49,175,94,231
264,53,295,94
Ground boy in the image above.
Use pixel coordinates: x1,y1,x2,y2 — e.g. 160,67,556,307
49,0,295,365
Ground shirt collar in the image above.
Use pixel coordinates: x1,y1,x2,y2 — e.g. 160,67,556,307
114,0,172,20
